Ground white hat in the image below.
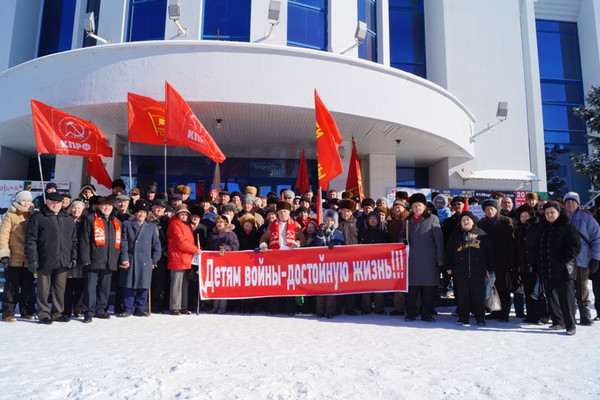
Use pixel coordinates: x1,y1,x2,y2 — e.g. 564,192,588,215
15,190,32,203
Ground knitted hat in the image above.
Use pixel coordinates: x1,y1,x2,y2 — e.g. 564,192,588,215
408,192,427,207
481,198,499,210
15,190,32,203
220,203,237,213
45,182,58,191
459,211,479,224
563,192,580,205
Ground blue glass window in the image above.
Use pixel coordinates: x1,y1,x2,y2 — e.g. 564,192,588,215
38,0,77,57
357,0,377,61
536,20,587,197
287,0,327,51
388,0,426,78
202,0,251,42
128,0,167,42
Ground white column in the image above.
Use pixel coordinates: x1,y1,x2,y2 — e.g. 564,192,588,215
54,155,86,198
361,153,396,199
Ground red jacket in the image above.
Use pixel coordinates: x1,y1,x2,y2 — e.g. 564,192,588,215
166,216,197,270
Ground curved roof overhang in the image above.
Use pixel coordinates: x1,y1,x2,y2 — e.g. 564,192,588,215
0,41,476,167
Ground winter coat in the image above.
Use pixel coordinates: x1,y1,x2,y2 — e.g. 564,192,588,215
445,226,492,278
25,205,77,271
399,212,445,286
67,218,85,279
0,203,33,267
387,214,408,243
477,213,515,291
359,224,389,245
206,226,240,252
237,227,261,250
147,213,169,254
166,216,197,270
314,228,345,247
433,194,451,223
442,213,461,245
569,208,600,268
338,215,358,245
119,220,162,289
537,212,581,282
80,211,122,271
514,219,542,274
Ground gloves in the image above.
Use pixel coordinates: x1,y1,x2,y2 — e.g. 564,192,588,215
28,262,38,274
589,259,599,275
290,242,300,249
69,259,77,270
253,247,261,254
0,257,8,267
328,241,335,250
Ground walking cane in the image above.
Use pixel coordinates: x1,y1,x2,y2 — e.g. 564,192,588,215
148,288,152,314
196,233,202,315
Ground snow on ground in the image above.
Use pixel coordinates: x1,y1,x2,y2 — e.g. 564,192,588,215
2,305,599,400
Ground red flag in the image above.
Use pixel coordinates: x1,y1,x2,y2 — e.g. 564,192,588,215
86,156,112,189
165,82,226,163
295,149,310,195
31,100,113,157
315,90,343,190
462,197,469,212
127,92,166,145
316,188,323,225
345,138,364,202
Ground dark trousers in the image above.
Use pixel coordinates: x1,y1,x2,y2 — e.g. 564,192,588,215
1,267,35,318
361,292,385,313
84,268,112,317
522,272,538,321
546,278,576,331
454,275,485,323
36,268,68,320
122,288,148,313
406,285,436,320
592,273,600,318
150,256,169,313
315,295,336,315
266,297,295,314
63,277,84,316
112,270,125,314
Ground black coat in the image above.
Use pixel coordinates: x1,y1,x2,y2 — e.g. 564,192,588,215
445,226,492,278
359,225,389,244
25,206,77,271
514,219,542,274
477,213,515,291
80,211,122,271
537,213,581,281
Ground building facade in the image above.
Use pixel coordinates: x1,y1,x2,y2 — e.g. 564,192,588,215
0,0,598,201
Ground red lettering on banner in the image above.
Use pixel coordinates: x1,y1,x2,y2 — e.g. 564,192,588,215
199,243,407,299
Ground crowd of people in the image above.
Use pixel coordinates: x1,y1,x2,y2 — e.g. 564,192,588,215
1,178,599,336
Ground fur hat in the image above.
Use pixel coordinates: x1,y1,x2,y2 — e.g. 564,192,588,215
490,191,505,200
395,191,408,200
361,198,375,208
563,192,580,205
245,186,258,196
525,192,538,201
277,201,292,211
15,190,32,203
189,206,204,217
283,190,295,200
46,192,64,202
239,213,258,229
78,184,97,196
111,179,125,190
97,196,114,206
515,204,535,218
242,194,255,204
177,185,191,195
408,193,427,207
267,197,279,206
481,198,498,210
133,200,150,213
339,199,357,211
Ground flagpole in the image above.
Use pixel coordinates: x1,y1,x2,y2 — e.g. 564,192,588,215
163,138,168,200
128,139,133,191
37,153,46,203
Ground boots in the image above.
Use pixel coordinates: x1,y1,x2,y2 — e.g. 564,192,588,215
580,306,594,326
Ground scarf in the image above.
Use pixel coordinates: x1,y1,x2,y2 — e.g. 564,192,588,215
94,214,121,249
269,218,296,249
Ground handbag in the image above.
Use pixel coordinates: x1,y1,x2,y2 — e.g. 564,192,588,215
505,271,522,293
485,272,502,312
